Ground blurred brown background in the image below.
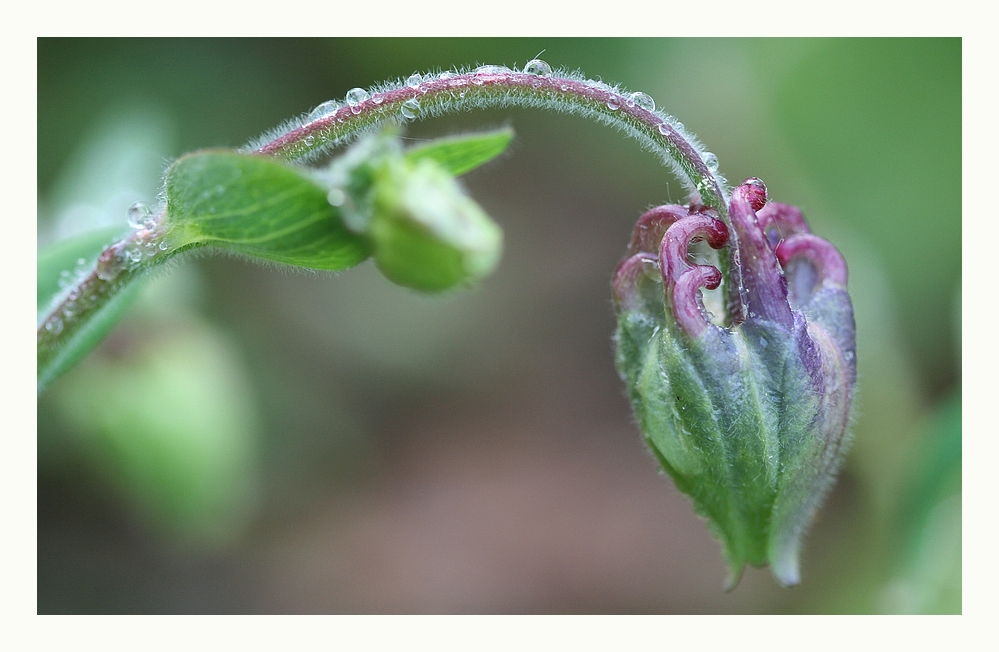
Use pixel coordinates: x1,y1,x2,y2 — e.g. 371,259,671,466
37,38,961,613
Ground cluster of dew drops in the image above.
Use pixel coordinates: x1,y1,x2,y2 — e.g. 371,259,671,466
45,201,172,337
298,57,720,175
113,202,170,271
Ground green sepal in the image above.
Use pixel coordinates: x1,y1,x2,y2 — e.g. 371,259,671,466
615,298,848,588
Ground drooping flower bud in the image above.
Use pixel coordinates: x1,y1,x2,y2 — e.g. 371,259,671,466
613,178,856,588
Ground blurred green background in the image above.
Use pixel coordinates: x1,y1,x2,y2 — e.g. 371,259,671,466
37,38,961,614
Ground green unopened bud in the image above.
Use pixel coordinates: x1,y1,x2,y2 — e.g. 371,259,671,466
324,128,504,292
367,156,502,291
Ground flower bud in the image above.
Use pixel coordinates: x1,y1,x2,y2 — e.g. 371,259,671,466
367,155,503,292
322,128,503,292
613,179,856,588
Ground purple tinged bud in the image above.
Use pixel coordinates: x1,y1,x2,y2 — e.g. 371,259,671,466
612,177,856,588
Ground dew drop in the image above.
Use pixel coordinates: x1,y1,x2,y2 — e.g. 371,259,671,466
438,71,455,81
371,94,384,105
345,87,369,113
406,73,423,88
701,151,720,173
327,189,346,207
475,65,510,75
400,98,421,119
308,100,340,120
303,135,315,146
606,99,620,111
45,317,63,335
629,92,655,111
127,202,151,229
657,123,671,136
128,248,143,264
76,257,87,267
523,59,552,76
158,241,170,251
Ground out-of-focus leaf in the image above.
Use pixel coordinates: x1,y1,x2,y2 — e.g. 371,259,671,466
165,150,371,270
50,318,261,548
882,390,961,614
404,127,514,177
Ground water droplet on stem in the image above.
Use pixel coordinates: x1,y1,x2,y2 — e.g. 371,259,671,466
345,87,370,114
629,92,655,111
127,202,152,229
309,100,340,120
523,59,552,76
702,151,719,173
400,98,421,119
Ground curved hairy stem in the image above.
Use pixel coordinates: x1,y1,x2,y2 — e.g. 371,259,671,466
252,65,730,209
39,62,741,393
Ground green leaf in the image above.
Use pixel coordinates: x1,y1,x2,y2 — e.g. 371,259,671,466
403,127,514,177
165,150,371,270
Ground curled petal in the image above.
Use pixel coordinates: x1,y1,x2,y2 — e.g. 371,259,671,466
657,213,728,338
612,252,658,311
757,202,811,248
658,213,728,285
729,183,793,328
776,233,848,289
626,205,688,257
671,265,722,337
